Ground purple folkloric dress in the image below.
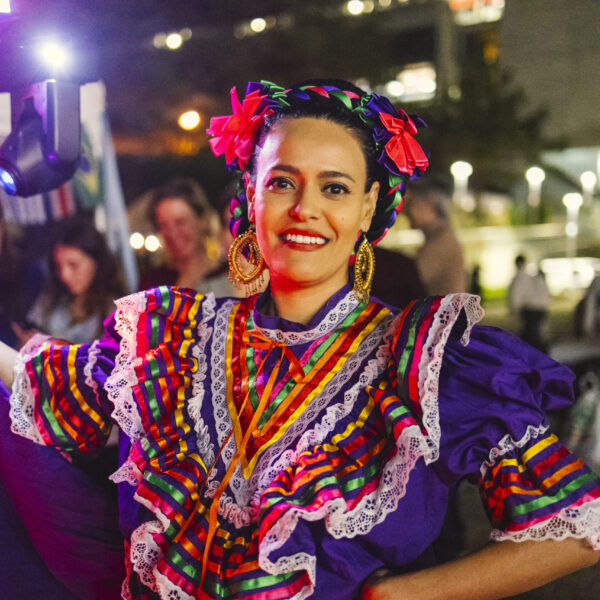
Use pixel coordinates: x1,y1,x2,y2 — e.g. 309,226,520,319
8,284,600,600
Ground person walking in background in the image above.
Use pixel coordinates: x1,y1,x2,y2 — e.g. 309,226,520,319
404,175,467,295
14,217,126,346
507,254,551,351
579,273,600,339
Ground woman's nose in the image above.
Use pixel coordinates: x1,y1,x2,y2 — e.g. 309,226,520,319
289,186,320,220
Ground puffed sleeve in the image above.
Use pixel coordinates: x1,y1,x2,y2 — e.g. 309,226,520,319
392,294,600,549
8,318,122,460
438,325,600,547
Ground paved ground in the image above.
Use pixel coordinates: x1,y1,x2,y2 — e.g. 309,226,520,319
456,482,600,600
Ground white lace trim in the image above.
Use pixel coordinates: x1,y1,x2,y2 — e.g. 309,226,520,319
110,452,142,486
480,423,549,478
83,338,101,400
253,290,360,345
491,496,600,550
9,338,48,443
187,293,216,468
105,291,147,442
416,293,484,465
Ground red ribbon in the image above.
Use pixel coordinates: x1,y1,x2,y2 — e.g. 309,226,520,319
379,112,429,176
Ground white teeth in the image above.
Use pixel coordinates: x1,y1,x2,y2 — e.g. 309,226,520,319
285,233,326,245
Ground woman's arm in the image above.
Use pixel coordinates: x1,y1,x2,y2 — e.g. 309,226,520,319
362,538,600,600
0,341,17,389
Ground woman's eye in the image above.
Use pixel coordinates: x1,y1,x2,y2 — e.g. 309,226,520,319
324,183,350,195
267,177,293,190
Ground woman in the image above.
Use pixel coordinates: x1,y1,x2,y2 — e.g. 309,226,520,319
1,80,599,600
20,218,125,345
139,177,235,296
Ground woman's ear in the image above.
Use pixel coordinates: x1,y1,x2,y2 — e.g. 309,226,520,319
360,181,379,232
246,179,256,222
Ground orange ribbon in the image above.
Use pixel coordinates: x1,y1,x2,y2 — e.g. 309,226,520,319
190,329,304,589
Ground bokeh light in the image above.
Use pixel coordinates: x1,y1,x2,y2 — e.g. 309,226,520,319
145,234,161,252
250,18,267,33
178,110,201,130
129,232,145,250
347,1,364,16
165,33,183,50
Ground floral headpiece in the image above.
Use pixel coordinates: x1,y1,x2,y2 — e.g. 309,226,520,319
207,80,429,244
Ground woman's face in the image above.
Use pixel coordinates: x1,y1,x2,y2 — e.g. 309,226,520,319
54,244,97,297
154,197,208,262
247,117,378,295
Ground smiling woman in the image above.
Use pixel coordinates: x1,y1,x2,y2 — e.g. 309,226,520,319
0,80,599,600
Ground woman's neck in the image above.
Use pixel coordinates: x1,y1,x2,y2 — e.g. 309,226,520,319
268,277,348,325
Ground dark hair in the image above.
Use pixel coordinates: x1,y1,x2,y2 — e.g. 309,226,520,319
44,218,125,327
147,177,212,229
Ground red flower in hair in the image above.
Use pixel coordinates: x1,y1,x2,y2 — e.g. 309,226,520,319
207,88,271,170
379,112,429,176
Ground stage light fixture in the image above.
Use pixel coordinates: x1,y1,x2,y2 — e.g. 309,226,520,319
0,79,80,196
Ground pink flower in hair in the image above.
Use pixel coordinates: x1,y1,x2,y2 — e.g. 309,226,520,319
207,88,272,170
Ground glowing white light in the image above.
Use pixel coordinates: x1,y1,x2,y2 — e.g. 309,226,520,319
565,222,579,238
165,33,183,50
129,232,145,250
417,77,436,94
525,166,545,185
38,42,70,70
250,17,267,32
385,80,405,98
0,1,11,14
178,110,201,130
450,161,473,180
145,235,161,252
562,192,583,210
347,0,364,16
580,170,597,191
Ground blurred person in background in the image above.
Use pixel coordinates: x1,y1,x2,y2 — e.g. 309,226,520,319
0,203,44,348
1,215,125,599
578,273,600,339
14,218,125,346
403,175,467,295
507,254,550,351
139,177,228,293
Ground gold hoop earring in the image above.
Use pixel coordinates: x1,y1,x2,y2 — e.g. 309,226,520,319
353,235,375,304
228,226,266,295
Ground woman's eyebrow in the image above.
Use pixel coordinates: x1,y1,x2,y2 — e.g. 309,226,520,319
319,170,356,183
267,165,356,183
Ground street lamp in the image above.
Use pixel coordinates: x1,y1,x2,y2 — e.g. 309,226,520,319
580,170,597,205
562,192,583,258
450,160,473,209
525,166,545,207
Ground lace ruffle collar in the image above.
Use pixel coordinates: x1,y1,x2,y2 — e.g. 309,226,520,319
252,284,360,345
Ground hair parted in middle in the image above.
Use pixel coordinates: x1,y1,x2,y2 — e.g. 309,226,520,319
207,79,429,250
